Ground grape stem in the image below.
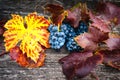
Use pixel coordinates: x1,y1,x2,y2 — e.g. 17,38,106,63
58,24,60,32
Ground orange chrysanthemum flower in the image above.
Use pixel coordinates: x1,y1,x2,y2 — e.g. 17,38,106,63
3,12,50,63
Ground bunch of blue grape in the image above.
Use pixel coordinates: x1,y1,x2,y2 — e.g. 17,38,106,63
61,24,81,51
48,25,66,49
48,22,88,51
64,22,88,51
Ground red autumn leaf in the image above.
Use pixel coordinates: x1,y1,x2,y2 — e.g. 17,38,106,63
10,46,29,66
75,26,108,50
75,54,102,78
104,33,120,50
59,51,93,80
59,60,75,80
44,4,67,27
98,49,120,70
65,9,81,28
59,51,93,63
89,11,111,32
96,2,120,25
89,2,120,33
65,3,89,28
10,46,46,68
44,4,64,14
75,32,97,50
16,51,29,67
9,46,21,60
104,38,120,50
59,51,103,80
89,26,109,42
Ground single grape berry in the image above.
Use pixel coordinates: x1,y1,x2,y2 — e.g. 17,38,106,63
48,24,58,32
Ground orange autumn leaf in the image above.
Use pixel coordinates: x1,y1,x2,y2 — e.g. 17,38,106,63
3,12,50,63
10,46,46,68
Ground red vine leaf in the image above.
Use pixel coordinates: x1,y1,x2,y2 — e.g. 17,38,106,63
90,2,120,39
75,26,108,50
75,32,97,50
10,46,46,68
104,33,120,50
59,51,93,64
44,4,67,27
59,51,103,80
89,2,120,33
10,46,29,66
89,26,109,42
75,54,102,78
65,3,89,28
65,8,82,28
96,2,120,25
104,38,120,50
98,49,120,70
9,46,21,60
89,11,111,32
44,4,64,15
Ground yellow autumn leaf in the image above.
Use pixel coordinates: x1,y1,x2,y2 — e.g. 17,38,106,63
3,12,50,62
